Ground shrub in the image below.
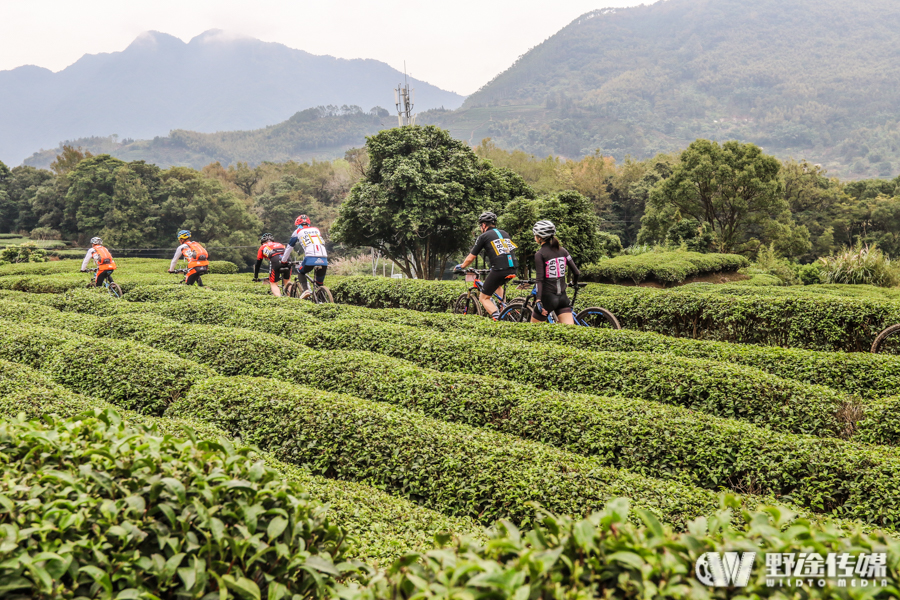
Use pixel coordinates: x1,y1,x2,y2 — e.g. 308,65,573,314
580,251,749,284
290,319,860,439
287,303,900,399
207,260,240,274
28,226,62,240
277,348,900,526
331,276,463,311
0,361,485,567
171,376,721,528
799,262,825,285
821,242,899,288
346,498,900,600
0,321,214,415
0,243,47,265
0,409,363,599
576,285,900,352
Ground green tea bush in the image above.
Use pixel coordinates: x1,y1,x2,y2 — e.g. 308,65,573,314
0,321,214,415
0,361,486,567
172,376,721,528
580,251,749,284
0,409,363,599
575,285,900,352
345,498,900,600
291,319,859,439
277,348,900,526
282,301,900,399
331,276,463,311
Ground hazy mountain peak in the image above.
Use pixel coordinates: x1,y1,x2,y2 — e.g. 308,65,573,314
126,30,186,51
189,29,254,45
1,31,465,165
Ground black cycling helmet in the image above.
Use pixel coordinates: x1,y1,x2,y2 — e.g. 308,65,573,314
259,232,274,243
478,211,498,225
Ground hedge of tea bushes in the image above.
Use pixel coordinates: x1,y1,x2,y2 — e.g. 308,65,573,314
324,276,900,352
0,360,487,567
576,285,900,352
344,497,900,600
280,300,900,399
0,409,367,599
171,376,722,528
275,348,900,527
281,318,859,439
0,320,214,415
580,251,749,284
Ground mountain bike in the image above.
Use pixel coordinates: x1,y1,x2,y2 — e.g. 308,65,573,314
85,268,122,298
283,261,333,303
871,324,900,354
452,268,524,317
499,280,621,329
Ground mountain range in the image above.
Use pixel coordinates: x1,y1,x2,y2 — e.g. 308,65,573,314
0,30,463,165
10,0,900,179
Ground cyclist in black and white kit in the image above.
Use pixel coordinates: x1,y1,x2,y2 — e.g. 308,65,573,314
531,220,581,325
454,211,518,320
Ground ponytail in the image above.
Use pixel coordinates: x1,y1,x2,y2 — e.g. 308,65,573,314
548,235,560,250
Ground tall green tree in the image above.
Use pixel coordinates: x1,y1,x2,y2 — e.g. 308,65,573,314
0,161,12,232
332,126,533,279
647,140,785,252
499,190,605,276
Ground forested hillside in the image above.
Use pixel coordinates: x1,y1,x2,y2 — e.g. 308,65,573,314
0,29,463,165
426,0,900,179
24,106,392,170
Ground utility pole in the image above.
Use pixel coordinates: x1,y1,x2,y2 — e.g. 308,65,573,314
394,62,416,127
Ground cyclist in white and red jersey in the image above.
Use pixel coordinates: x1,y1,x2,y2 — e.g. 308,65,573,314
281,214,327,299
253,233,290,296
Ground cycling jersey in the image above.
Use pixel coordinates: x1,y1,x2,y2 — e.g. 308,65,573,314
469,228,518,271
534,245,581,297
254,241,290,280
81,245,116,272
169,241,209,276
281,226,327,263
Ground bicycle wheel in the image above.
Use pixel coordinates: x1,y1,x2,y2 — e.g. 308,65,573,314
499,298,528,322
453,292,484,317
108,283,123,298
314,286,334,304
576,306,622,329
871,324,900,354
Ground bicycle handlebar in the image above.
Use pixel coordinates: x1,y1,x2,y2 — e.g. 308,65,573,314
172,268,189,274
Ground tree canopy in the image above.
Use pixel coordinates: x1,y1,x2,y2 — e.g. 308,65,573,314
332,126,533,279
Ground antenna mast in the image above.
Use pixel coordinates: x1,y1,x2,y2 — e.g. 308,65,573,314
394,61,416,127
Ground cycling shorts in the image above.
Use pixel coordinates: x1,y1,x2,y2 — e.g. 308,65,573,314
269,257,292,283
481,267,517,297
532,291,573,322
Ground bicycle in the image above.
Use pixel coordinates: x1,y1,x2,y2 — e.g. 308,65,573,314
85,268,122,298
499,279,621,329
871,324,900,354
452,268,524,317
281,261,333,303
172,268,190,284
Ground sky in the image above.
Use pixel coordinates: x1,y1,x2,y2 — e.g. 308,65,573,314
0,0,646,96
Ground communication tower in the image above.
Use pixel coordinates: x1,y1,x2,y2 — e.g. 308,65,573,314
394,62,416,127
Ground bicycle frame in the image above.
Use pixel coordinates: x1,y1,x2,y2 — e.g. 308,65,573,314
462,270,513,309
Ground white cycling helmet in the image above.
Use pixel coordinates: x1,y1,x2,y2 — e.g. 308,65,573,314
90,237,102,245
532,220,556,238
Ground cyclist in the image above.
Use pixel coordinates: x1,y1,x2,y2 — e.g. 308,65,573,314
531,220,581,325
454,211,518,320
168,230,209,286
253,233,290,296
281,214,327,300
80,237,117,286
